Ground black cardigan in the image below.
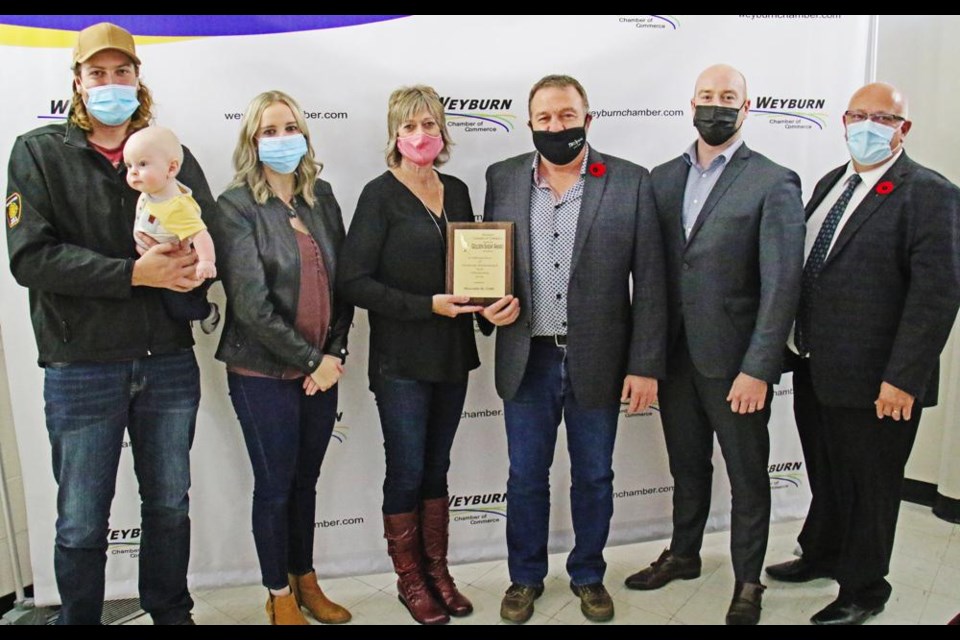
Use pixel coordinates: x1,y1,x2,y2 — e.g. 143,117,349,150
337,170,480,383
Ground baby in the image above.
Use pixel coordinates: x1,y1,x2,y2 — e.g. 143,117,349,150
124,125,220,332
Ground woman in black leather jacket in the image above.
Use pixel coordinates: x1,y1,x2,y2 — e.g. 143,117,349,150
209,90,353,625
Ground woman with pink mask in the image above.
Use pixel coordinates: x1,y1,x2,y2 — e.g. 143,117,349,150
338,85,481,625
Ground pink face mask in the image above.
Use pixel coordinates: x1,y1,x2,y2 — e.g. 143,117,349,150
396,132,444,167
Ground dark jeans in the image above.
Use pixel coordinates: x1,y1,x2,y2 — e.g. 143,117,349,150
659,335,772,583
503,340,620,587
370,372,468,515
227,372,339,590
792,360,920,607
43,350,199,625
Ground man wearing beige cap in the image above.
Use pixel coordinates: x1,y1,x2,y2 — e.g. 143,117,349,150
5,22,216,624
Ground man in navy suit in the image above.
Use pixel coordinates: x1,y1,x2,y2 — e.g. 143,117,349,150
622,64,805,625
764,82,960,624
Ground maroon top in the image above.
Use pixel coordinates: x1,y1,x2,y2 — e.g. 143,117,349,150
231,229,331,379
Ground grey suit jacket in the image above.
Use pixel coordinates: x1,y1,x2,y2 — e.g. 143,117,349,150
803,152,960,408
479,148,667,408
652,143,805,383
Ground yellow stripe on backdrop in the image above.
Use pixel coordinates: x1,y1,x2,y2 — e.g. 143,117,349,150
0,23,193,48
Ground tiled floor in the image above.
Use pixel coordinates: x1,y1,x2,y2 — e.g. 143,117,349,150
124,502,959,625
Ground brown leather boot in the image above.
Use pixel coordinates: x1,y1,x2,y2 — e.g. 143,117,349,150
265,591,310,625
383,511,450,625
289,570,352,624
420,497,473,617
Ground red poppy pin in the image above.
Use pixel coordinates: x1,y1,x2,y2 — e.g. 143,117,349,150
876,180,894,195
588,162,606,178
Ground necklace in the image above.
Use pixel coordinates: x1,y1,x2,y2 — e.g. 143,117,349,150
421,201,448,249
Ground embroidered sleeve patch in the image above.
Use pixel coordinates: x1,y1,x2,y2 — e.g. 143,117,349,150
6,193,21,228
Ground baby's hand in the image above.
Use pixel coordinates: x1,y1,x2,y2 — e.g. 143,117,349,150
196,261,217,280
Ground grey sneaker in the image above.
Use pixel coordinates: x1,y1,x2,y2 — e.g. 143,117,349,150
499,583,544,623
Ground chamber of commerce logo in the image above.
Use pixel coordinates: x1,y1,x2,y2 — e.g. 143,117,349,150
769,461,804,489
449,492,506,525
752,96,827,130
440,96,516,133
108,527,140,558
620,401,660,418
614,485,674,499
332,411,348,443
461,407,502,420
618,15,679,30
39,98,70,121
314,515,365,529
223,108,348,121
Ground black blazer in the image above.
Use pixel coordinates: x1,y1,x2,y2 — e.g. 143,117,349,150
803,152,960,408
211,180,353,377
653,143,805,384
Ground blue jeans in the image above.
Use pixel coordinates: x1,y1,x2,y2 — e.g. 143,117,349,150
227,373,339,590
43,350,199,625
504,341,620,587
371,373,468,515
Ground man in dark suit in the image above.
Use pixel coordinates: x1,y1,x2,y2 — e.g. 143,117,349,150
622,64,805,625
478,74,667,624
764,82,960,625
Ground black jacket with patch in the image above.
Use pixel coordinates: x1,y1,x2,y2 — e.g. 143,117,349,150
5,122,217,365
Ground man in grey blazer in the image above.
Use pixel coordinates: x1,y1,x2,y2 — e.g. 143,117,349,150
478,74,667,624
765,83,960,625
622,64,805,625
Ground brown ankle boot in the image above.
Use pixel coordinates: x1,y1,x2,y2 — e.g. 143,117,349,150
420,497,473,616
383,511,450,625
265,591,310,625
289,570,352,624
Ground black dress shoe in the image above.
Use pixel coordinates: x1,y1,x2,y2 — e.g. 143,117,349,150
765,557,834,583
624,548,701,590
810,599,884,625
726,582,765,625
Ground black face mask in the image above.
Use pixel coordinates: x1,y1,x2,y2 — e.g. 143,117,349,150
693,104,744,146
531,126,587,165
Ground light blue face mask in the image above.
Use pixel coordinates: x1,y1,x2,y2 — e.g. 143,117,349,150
846,120,896,165
258,134,308,174
84,84,140,126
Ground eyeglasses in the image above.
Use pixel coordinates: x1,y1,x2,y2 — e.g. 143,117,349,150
843,110,906,127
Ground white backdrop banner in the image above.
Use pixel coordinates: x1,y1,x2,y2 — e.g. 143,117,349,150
0,15,870,604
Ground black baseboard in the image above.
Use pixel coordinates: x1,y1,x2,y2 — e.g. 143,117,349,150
934,492,960,524
902,478,937,507
903,478,960,524
0,584,33,617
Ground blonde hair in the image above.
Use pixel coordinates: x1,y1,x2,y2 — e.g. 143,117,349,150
229,91,322,207
385,85,452,168
69,64,153,133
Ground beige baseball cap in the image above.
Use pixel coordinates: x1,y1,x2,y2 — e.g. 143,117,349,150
73,22,141,66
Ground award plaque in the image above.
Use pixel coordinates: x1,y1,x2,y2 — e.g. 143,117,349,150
445,222,514,305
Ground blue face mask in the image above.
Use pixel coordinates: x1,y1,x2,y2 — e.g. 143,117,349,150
846,120,896,165
258,134,308,174
84,84,140,126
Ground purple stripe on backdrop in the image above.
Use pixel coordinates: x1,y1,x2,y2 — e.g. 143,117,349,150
0,15,407,36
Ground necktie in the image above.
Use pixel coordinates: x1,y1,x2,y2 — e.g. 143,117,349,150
795,173,862,355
